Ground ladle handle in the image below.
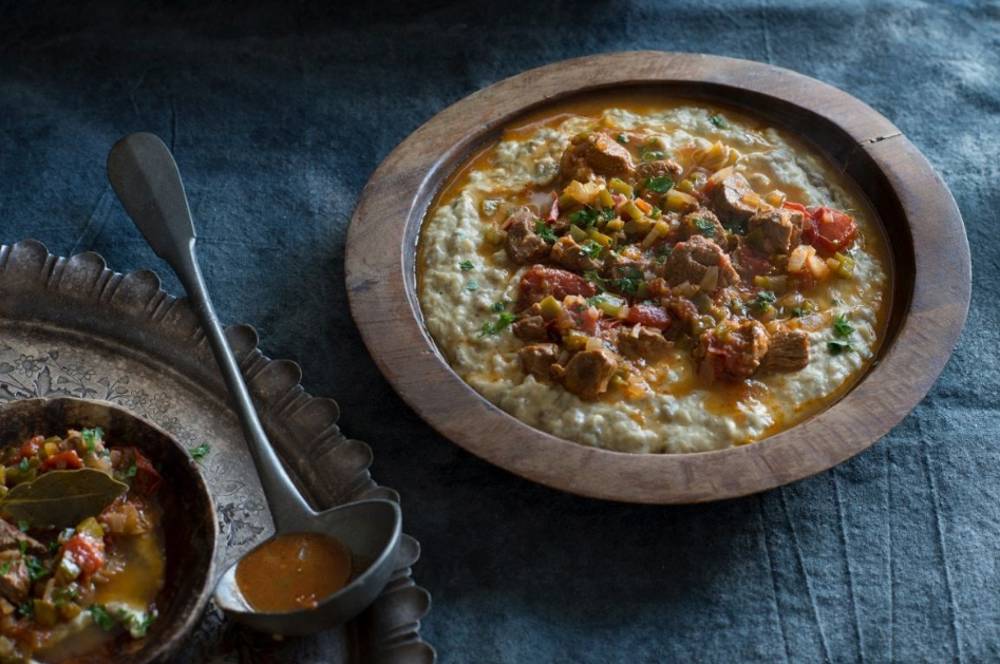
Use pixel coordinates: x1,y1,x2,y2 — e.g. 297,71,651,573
107,132,313,531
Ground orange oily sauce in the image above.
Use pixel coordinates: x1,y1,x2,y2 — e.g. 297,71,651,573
38,520,167,661
236,533,351,613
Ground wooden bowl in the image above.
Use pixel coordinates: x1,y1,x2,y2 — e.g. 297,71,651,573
0,397,217,663
346,51,970,504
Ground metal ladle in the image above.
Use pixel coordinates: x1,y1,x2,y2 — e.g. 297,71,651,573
106,132,402,635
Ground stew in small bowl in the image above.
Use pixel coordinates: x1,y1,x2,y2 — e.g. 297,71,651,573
0,398,216,663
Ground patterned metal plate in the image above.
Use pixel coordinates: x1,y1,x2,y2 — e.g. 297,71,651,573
0,240,434,663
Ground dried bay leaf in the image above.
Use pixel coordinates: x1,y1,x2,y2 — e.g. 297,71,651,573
0,469,128,529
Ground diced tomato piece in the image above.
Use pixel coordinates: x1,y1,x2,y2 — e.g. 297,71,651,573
782,201,809,216
565,302,600,335
802,206,857,256
598,317,623,332
18,436,43,461
41,450,83,471
64,534,105,576
121,447,162,495
517,265,597,310
625,304,671,329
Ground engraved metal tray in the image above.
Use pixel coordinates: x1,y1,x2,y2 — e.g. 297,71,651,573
0,240,434,663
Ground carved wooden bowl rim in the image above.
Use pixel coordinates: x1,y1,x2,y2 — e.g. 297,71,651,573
346,51,971,504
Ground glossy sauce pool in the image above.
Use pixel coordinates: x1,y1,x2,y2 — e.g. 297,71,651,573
235,533,352,613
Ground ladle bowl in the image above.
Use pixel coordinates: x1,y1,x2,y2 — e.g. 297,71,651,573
214,499,402,635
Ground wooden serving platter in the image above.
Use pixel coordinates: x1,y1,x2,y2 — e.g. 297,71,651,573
346,51,970,504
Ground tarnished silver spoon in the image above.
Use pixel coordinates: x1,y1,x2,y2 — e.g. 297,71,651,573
106,132,401,635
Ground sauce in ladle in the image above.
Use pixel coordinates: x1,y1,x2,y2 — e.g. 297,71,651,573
235,533,352,612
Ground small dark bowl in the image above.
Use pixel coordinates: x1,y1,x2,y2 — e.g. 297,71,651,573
0,397,217,664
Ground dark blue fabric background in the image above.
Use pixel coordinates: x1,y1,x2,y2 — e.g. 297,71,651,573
1,2,997,662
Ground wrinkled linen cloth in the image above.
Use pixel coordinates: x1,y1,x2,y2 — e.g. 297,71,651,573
1,1,998,661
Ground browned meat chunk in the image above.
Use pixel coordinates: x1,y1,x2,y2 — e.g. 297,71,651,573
602,251,648,281
661,235,739,289
550,236,602,272
663,295,699,330
519,343,560,381
761,328,810,372
557,349,618,400
503,208,550,264
681,209,726,240
731,238,773,281
695,319,769,381
0,519,44,555
636,159,683,185
748,207,803,255
0,555,30,604
513,315,549,342
517,265,597,311
560,132,635,182
706,171,759,228
618,325,672,362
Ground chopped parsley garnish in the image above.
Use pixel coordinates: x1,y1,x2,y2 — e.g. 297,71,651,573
25,556,47,582
639,148,666,162
649,205,662,219
81,427,102,454
16,520,28,532
89,604,116,631
613,266,644,295
18,541,27,555
569,207,613,229
18,458,29,472
710,114,729,129
534,220,558,243
0,561,10,575
465,280,478,292
17,601,33,619
459,260,475,271
791,306,806,318
583,270,607,291
48,540,61,554
655,244,672,264
53,586,77,605
827,340,853,355
125,463,138,478
569,209,596,227
580,240,603,259
616,133,629,144
693,218,717,237
123,609,155,637
832,313,854,338
723,218,748,235
490,301,507,313
752,290,777,312
189,443,210,461
645,176,673,193
479,312,517,337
